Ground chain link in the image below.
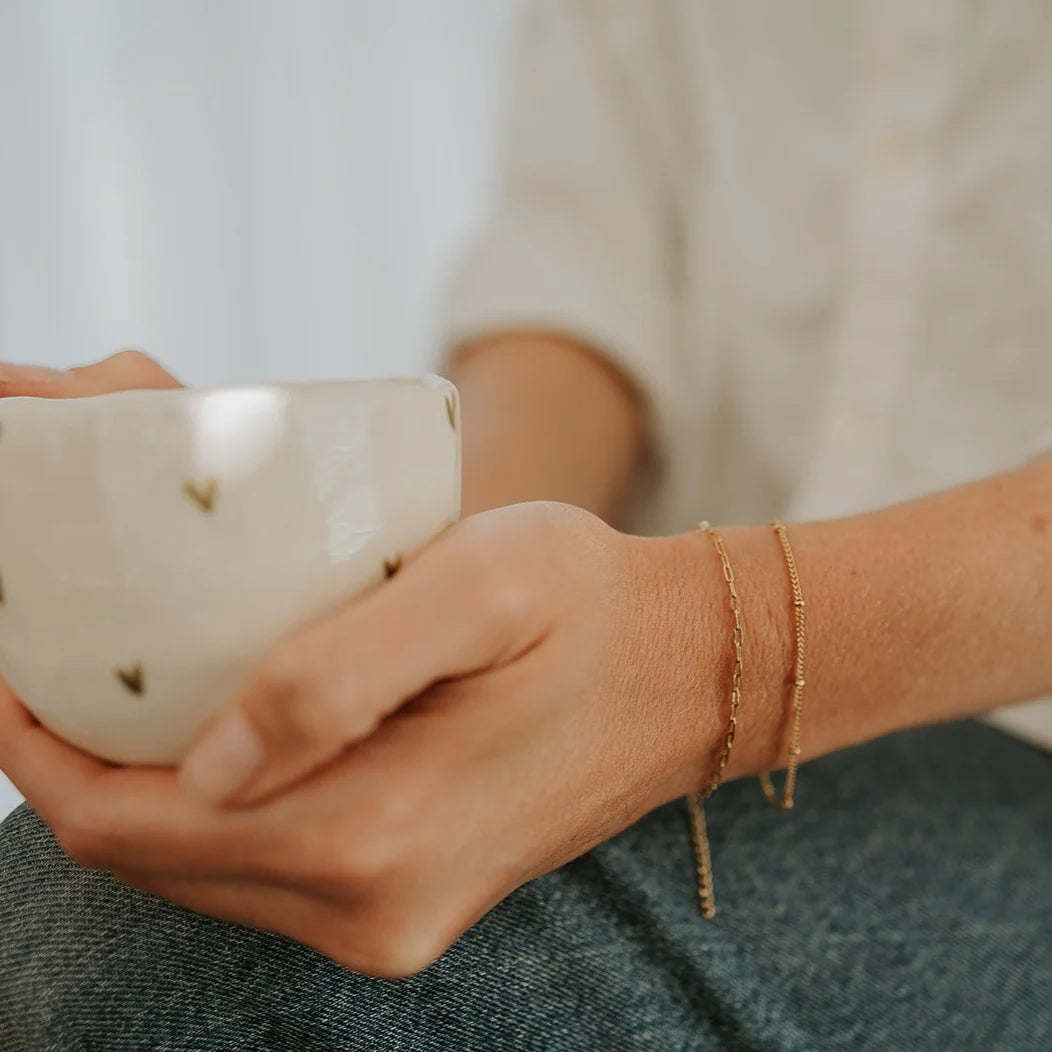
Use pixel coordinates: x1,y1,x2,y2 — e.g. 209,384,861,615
687,521,744,918
759,521,807,809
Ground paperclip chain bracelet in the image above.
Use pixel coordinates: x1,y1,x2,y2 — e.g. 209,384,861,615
686,521,743,919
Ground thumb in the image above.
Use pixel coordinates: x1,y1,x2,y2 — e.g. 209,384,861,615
67,349,182,394
176,512,551,808
0,362,71,398
0,349,181,399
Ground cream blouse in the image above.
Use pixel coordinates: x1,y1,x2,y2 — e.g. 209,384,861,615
443,0,1052,749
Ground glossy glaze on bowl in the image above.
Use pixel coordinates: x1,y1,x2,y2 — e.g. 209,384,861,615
0,377,460,764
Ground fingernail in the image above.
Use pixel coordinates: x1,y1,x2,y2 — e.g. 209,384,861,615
0,362,66,383
180,711,265,805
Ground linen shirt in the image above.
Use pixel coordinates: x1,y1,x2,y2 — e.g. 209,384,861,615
444,0,1052,749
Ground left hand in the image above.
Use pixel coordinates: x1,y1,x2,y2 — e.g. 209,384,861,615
0,501,725,977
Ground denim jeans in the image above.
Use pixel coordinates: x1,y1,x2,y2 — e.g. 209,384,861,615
1,720,1050,1051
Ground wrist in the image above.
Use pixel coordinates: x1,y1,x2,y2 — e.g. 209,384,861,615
700,524,796,784
637,524,794,798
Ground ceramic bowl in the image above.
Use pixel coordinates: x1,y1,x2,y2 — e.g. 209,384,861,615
0,377,460,764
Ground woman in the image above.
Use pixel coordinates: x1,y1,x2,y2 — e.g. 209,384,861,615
1,2,1050,1049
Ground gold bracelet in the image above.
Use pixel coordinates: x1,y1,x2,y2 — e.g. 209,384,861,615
686,521,743,919
759,521,807,809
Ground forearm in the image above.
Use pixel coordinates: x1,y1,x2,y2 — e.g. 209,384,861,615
655,458,1052,787
446,333,644,520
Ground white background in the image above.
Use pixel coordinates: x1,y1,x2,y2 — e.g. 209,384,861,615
0,0,520,818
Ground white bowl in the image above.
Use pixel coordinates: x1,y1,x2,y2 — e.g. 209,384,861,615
0,377,460,765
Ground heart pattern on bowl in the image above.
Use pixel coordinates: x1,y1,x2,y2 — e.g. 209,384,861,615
115,664,145,696
0,377,461,763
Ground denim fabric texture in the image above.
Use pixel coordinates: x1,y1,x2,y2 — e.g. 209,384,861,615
1,720,1050,1051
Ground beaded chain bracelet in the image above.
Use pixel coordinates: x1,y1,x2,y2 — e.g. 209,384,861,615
760,521,807,810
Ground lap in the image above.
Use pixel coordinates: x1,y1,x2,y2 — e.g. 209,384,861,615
1,721,1050,1051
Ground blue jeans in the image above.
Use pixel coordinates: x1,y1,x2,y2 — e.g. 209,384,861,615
1,720,1050,1051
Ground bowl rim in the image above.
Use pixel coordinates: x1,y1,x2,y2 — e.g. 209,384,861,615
0,374,455,417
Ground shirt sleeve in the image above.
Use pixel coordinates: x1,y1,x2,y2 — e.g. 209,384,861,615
439,0,679,464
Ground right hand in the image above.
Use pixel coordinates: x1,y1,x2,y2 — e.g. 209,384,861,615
0,350,181,399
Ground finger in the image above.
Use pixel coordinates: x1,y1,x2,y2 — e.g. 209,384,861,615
0,362,74,398
67,348,182,394
0,677,110,822
111,710,492,978
0,350,180,398
49,698,447,887
53,763,311,879
178,510,552,807
0,678,303,881
0,349,180,399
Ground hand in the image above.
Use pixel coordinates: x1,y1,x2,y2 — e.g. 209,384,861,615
0,502,728,977
0,350,181,398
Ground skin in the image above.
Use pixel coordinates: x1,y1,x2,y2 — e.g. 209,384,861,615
0,344,1049,979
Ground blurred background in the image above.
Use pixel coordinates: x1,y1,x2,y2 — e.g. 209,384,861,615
0,0,521,817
